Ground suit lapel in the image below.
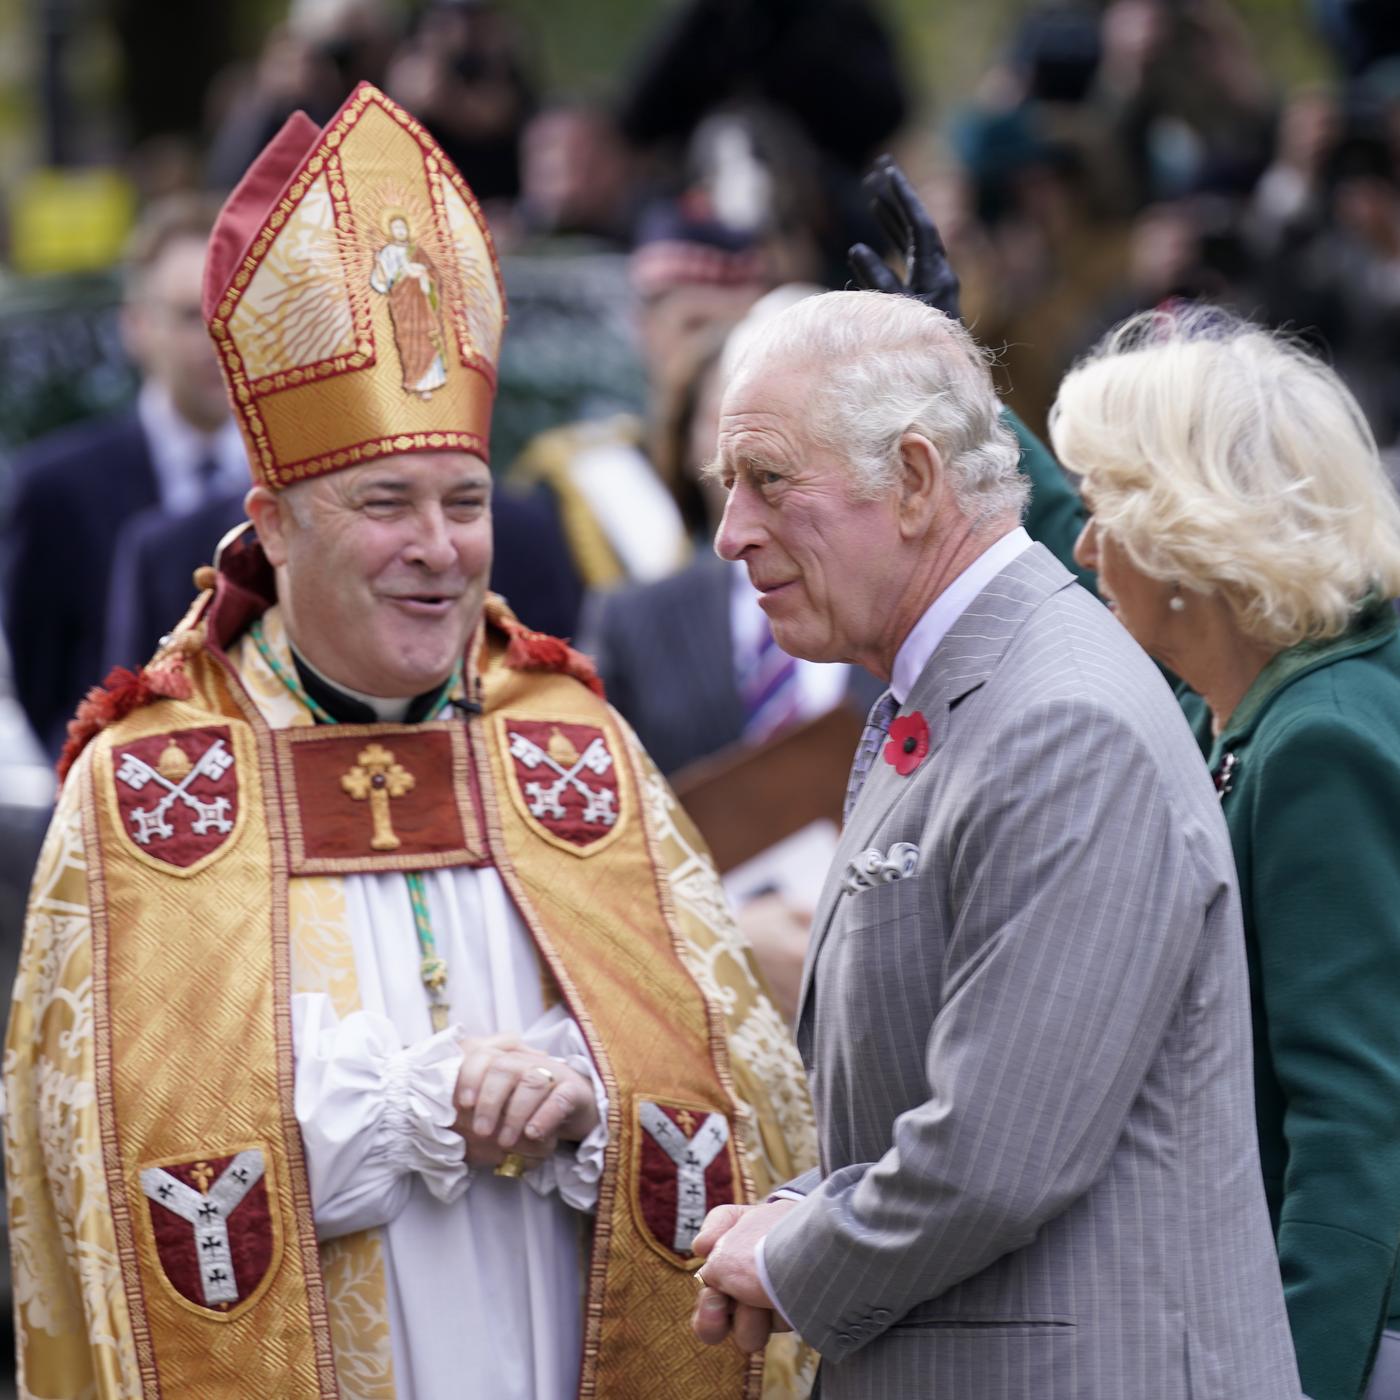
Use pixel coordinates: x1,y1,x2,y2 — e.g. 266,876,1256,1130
796,544,1076,1037
123,410,162,514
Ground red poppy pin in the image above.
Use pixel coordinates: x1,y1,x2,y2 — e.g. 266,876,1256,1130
884,711,930,777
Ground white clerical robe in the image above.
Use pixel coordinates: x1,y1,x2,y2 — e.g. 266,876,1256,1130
292,862,608,1400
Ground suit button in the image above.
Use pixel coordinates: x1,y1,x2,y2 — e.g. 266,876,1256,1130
837,1332,853,1344
872,1309,891,1323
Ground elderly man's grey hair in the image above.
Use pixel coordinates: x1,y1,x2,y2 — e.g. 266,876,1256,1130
726,289,1026,525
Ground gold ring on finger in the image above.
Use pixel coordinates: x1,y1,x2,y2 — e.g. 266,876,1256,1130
494,1152,528,1179
528,1066,556,1088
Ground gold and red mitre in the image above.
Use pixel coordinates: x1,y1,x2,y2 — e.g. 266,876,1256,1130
202,81,506,489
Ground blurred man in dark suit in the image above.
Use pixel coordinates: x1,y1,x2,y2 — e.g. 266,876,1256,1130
2,194,246,758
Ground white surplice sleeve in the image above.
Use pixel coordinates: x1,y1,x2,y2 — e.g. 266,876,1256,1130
293,993,610,1241
293,992,469,1242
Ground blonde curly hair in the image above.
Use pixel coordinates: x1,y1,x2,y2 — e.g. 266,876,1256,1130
1049,306,1400,649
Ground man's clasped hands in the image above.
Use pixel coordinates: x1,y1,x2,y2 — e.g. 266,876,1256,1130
690,1200,800,1353
456,1035,785,1352
453,1033,599,1169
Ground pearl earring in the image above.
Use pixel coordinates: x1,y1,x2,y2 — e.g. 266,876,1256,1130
1168,589,1186,613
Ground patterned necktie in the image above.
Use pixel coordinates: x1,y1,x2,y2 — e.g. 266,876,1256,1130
740,617,801,743
843,691,899,824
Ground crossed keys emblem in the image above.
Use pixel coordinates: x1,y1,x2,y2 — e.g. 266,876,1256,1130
508,727,617,828
115,736,235,847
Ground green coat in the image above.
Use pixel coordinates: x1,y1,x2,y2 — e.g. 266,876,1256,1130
1182,604,1400,1400
1004,407,1096,595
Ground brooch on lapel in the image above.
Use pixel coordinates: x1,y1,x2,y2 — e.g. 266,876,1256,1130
884,711,930,777
1213,750,1239,800
843,842,920,894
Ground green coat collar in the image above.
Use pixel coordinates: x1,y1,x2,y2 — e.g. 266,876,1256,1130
1205,601,1398,770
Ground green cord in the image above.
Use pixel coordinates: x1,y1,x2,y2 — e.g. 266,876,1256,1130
251,615,455,1031
406,872,451,1032
250,617,337,723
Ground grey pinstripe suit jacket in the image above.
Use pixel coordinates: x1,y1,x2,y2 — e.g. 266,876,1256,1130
761,545,1301,1399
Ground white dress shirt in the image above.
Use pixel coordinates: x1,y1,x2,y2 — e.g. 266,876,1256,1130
889,527,1032,704
137,381,249,515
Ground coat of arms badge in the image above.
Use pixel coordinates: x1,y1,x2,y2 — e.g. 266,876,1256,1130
139,1147,278,1318
500,718,626,855
634,1101,737,1266
111,725,241,870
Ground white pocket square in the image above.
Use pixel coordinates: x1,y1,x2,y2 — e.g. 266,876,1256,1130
842,842,920,895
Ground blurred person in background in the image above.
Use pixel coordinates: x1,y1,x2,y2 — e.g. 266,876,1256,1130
943,0,1279,430
1259,99,1400,449
515,100,639,250
509,201,772,593
616,0,908,282
1069,194,1255,357
947,70,1130,431
206,0,398,188
1,193,246,761
1054,308,1400,1400
385,0,535,206
1089,0,1274,209
1245,85,1343,258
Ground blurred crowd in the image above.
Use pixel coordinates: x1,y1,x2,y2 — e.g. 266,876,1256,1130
5,0,1400,943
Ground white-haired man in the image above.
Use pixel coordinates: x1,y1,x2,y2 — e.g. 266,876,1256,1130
689,285,1303,1399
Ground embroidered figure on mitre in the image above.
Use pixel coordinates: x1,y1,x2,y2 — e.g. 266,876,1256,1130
370,211,448,399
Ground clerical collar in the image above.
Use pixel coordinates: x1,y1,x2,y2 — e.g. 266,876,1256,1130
290,648,444,725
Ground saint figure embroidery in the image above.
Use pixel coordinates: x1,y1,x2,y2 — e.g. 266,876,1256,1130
370,213,447,399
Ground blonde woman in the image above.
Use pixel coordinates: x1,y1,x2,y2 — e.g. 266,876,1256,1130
1051,308,1400,1400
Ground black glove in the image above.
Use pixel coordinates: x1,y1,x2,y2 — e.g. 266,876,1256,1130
847,155,962,323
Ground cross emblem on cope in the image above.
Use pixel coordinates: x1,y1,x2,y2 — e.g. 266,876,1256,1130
340,743,415,851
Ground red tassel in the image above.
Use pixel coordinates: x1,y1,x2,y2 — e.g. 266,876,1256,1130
485,595,604,698
57,660,194,783
503,627,604,698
